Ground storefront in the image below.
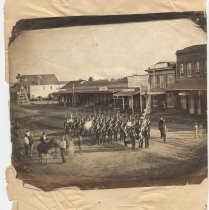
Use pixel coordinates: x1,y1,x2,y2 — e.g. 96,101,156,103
113,91,141,113
167,78,207,115
147,91,166,112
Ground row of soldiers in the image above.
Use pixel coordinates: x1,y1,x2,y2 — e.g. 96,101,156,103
64,114,151,149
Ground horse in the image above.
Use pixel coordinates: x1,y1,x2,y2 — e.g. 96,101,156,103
37,141,53,164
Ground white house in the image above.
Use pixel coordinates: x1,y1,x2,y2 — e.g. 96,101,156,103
22,74,63,100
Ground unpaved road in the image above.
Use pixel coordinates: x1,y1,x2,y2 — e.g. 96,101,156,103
11,104,207,190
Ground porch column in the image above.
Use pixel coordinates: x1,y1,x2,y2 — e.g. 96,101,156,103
122,97,125,110
197,91,202,115
189,94,194,114
140,93,143,113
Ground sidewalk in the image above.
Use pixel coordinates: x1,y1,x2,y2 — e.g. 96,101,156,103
149,110,206,124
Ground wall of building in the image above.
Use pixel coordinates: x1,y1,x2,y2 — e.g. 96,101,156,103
146,63,176,112
175,45,207,115
30,85,60,99
149,73,175,90
127,74,148,89
176,52,207,79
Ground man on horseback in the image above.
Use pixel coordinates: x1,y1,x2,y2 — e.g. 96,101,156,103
40,132,47,142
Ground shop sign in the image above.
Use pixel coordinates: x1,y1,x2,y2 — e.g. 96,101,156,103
99,86,108,91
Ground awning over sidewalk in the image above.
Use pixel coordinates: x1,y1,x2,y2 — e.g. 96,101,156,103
114,91,140,97
147,91,166,95
166,78,207,91
146,88,166,95
51,90,114,94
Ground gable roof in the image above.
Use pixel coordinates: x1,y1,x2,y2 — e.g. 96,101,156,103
22,74,59,85
61,80,86,89
59,78,128,93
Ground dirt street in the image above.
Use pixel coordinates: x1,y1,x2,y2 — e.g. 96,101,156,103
11,104,207,190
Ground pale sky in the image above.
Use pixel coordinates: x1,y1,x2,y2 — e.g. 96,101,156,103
9,18,206,83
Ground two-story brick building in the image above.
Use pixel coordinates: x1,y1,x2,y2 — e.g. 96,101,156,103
167,44,207,115
145,61,176,112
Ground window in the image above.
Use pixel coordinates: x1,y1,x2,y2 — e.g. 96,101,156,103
151,75,156,89
50,86,53,90
187,62,191,77
159,75,165,88
204,60,207,74
180,64,184,77
196,61,200,76
166,94,175,108
180,96,187,110
167,74,175,86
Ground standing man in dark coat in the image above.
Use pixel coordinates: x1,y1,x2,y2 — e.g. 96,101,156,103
60,136,66,163
158,116,164,138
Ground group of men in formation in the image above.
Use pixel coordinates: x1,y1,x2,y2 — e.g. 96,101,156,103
64,113,152,150
22,114,168,161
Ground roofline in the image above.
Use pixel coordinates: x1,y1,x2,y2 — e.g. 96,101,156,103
22,73,57,76
127,74,148,77
145,67,176,72
176,44,207,55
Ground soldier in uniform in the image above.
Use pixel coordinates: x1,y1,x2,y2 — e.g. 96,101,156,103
144,126,150,148
138,132,143,149
77,135,83,152
107,124,114,143
120,125,128,149
129,128,136,150
147,119,151,139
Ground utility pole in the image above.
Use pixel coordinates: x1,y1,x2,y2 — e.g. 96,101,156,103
153,64,155,90
140,84,143,113
72,84,75,108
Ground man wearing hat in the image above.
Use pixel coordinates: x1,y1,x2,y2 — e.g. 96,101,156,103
158,116,164,138
40,132,47,142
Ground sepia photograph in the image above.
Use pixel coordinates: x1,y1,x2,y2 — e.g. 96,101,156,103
9,12,207,190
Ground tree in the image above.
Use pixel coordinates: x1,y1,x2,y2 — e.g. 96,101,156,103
88,76,93,81
16,74,22,84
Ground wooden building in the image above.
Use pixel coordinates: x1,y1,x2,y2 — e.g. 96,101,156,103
145,61,176,112
55,75,148,113
167,44,207,115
